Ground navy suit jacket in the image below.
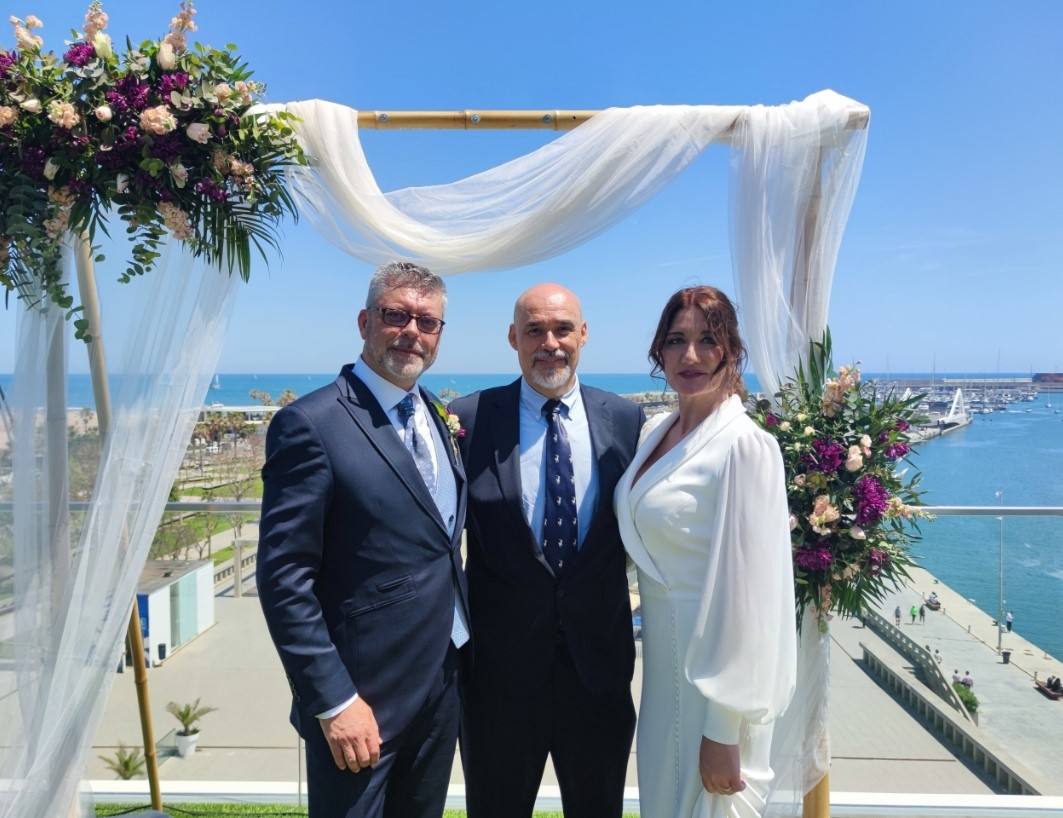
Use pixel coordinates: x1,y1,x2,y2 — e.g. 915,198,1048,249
449,380,642,699
257,364,468,743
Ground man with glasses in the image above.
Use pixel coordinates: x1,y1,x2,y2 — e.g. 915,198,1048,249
257,261,469,818
449,283,643,818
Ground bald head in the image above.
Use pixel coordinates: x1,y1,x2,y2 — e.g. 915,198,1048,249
513,283,584,325
509,283,588,398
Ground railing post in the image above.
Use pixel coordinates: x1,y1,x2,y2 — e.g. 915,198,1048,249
233,540,243,598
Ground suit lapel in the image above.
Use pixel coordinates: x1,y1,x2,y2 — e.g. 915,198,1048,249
488,380,554,574
574,387,618,561
334,367,448,536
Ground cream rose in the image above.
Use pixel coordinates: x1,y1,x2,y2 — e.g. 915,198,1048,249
0,106,16,127
47,100,80,129
778,420,792,432
43,158,59,180
185,122,211,144
845,445,864,472
93,32,113,61
94,104,113,122
139,105,177,135
157,41,177,70
20,98,42,114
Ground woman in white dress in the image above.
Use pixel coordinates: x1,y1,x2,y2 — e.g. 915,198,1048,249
614,286,796,818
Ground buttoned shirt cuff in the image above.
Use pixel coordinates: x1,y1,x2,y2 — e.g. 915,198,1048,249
702,701,743,745
317,693,358,721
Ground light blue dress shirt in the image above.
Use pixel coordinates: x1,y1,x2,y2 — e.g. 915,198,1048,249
519,377,598,548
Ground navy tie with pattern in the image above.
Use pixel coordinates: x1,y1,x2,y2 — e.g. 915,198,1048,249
541,399,577,574
396,393,436,495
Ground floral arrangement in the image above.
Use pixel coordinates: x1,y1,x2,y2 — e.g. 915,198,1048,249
0,2,305,337
750,330,929,630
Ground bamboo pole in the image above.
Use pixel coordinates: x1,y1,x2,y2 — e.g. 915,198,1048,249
354,107,869,132
73,233,164,813
803,772,830,818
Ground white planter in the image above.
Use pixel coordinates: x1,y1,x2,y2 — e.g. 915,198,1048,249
175,731,199,757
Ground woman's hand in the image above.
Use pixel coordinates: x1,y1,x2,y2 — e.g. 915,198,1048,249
699,737,745,796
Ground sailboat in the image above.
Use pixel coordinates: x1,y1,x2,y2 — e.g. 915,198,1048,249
210,374,221,390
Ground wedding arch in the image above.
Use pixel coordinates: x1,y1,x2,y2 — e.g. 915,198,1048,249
2,8,869,817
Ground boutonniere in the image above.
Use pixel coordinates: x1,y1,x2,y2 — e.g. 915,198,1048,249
431,401,466,452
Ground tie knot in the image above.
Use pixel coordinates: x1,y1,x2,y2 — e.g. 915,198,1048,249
542,399,563,421
396,393,416,424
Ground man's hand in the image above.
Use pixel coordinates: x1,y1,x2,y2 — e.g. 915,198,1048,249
320,697,381,772
699,737,745,796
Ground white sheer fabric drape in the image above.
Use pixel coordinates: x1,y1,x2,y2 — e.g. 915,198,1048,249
729,96,869,811
283,90,868,815
1,243,237,818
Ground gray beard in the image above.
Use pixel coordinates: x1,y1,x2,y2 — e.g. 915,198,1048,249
381,349,427,381
528,364,573,392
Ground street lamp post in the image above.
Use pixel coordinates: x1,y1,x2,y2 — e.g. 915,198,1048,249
995,490,1005,653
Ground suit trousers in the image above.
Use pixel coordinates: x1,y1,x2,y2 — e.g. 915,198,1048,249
461,639,636,818
305,646,460,818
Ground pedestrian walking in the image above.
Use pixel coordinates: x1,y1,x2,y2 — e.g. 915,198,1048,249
895,605,902,626
919,604,926,624
1006,610,1014,632
910,604,918,624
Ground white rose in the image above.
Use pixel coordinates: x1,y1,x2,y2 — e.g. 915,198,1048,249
185,122,211,144
43,158,59,180
94,104,112,122
214,82,233,101
157,41,176,70
848,525,867,540
796,413,808,422
170,163,188,188
803,426,815,437
20,98,42,113
789,514,799,531
845,445,864,472
93,32,113,61
116,173,129,193
778,421,792,432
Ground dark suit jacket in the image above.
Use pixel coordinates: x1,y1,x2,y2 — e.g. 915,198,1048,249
257,364,468,744
449,380,642,699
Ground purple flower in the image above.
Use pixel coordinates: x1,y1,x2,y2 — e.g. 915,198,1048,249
104,89,130,114
802,439,847,473
21,146,46,178
867,547,890,575
854,474,889,526
157,72,189,97
885,442,910,460
895,419,910,432
0,50,18,79
765,413,779,427
795,546,834,573
195,178,228,203
64,43,96,67
148,133,183,164
115,76,151,111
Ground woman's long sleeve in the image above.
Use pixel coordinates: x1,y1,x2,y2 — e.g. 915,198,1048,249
684,429,797,745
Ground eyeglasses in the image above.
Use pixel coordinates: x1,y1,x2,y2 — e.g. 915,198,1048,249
375,307,446,335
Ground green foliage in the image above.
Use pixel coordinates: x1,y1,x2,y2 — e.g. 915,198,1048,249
166,697,218,735
750,329,930,629
97,742,146,780
952,681,979,713
0,3,307,335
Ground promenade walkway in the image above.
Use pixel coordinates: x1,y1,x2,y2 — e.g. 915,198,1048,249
89,587,994,795
872,567,1063,793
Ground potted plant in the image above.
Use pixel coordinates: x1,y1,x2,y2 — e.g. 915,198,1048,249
166,698,217,757
98,742,146,779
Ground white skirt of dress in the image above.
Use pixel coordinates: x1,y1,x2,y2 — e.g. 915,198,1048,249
637,571,777,818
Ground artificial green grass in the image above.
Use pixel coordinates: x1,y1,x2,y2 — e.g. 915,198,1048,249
96,804,639,817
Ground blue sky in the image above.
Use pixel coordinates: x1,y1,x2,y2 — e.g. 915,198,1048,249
3,1,1062,375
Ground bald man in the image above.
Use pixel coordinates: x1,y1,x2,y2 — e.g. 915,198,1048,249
449,284,643,818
